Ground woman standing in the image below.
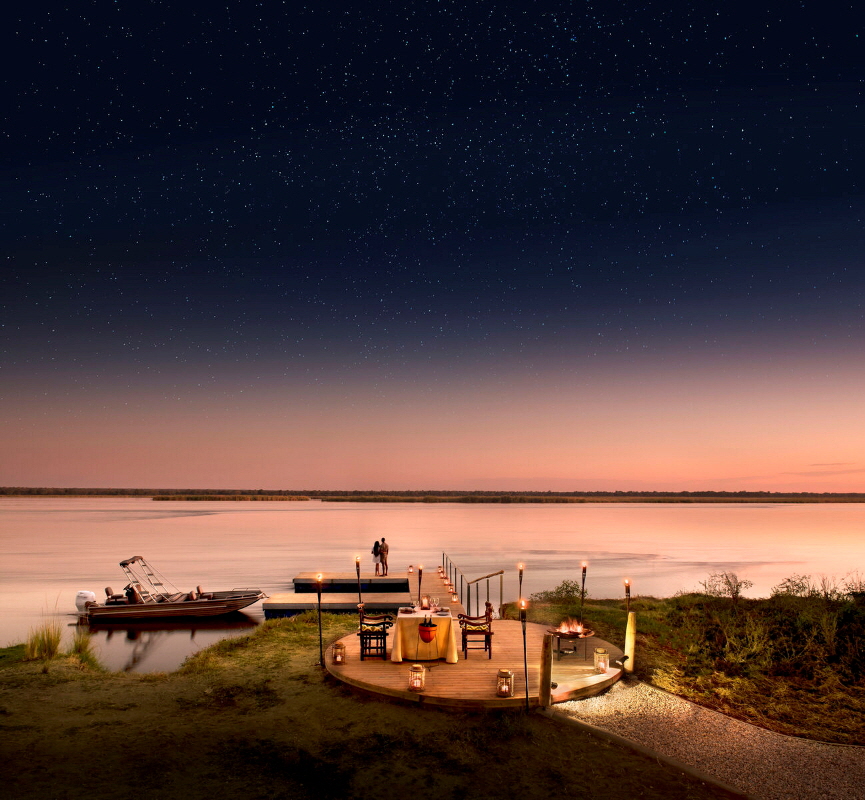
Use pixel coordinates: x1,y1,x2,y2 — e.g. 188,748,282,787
372,539,381,576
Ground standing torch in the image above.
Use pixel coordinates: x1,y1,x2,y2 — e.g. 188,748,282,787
518,563,524,605
579,562,587,626
355,556,362,605
520,599,529,712
316,573,324,668
624,578,631,614
418,565,423,606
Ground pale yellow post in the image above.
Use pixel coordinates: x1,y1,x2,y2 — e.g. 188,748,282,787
624,611,636,673
539,633,554,707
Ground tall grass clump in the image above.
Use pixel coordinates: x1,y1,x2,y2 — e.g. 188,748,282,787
24,620,63,661
68,627,102,670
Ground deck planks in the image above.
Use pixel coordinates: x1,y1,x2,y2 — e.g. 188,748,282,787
326,619,622,709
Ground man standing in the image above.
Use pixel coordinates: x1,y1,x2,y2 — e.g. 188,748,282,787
379,537,389,576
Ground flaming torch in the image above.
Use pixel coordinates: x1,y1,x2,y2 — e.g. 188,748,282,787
579,562,587,625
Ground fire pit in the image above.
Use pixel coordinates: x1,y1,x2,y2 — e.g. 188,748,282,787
547,619,594,659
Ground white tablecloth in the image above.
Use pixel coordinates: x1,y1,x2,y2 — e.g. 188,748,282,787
390,611,458,663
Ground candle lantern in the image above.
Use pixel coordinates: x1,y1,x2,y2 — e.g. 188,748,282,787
331,642,346,665
408,663,426,692
451,590,459,603
594,647,609,674
496,668,515,697
421,594,431,610
408,565,414,574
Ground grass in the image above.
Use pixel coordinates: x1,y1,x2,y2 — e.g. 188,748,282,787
69,626,103,671
0,614,739,800
23,620,62,661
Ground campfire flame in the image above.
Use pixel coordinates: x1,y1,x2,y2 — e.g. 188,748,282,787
557,618,584,634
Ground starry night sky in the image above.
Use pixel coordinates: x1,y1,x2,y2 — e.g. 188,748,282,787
3,2,864,490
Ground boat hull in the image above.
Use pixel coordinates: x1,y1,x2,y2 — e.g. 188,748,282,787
87,591,265,622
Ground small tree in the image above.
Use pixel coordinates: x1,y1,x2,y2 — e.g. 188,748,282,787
771,574,815,598
698,572,753,605
530,579,585,604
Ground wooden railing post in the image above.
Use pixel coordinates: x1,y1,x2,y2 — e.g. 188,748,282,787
539,633,554,707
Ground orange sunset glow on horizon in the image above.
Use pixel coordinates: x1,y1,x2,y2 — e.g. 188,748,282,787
4,346,863,493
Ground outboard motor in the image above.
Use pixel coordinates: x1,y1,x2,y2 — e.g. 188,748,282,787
76,590,97,613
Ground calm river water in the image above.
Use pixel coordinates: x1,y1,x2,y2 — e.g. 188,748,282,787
2,497,862,671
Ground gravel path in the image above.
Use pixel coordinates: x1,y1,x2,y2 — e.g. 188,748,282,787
556,680,865,800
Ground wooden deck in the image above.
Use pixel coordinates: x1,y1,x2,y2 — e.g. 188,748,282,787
326,619,623,709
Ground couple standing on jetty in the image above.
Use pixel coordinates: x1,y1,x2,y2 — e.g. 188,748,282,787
372,538,389,576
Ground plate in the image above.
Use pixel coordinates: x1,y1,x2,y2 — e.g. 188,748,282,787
436,611,449,616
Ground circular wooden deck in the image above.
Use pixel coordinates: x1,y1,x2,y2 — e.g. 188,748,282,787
325,619,623,709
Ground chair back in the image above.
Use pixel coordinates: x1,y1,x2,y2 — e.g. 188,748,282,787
458,601,493,631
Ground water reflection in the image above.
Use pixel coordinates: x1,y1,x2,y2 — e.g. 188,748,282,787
6,498,865,671
85,612,258,673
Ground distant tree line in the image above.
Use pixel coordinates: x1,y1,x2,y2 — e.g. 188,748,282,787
3,487,865,502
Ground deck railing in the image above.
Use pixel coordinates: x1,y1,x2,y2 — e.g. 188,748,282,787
442,554,505,616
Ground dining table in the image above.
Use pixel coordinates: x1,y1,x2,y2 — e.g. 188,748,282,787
390,608,459,663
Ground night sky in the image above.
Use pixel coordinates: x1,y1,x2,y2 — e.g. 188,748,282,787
3,2,864,490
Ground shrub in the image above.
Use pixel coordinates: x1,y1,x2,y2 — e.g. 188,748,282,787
698,572,753,604
529,579,586,603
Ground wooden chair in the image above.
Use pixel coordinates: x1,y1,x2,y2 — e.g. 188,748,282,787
458,601,494,659
356,603,393,661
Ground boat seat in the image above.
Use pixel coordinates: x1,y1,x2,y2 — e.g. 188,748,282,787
164,592,187,602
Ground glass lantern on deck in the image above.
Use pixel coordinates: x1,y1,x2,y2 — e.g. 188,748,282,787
496,668,515,697
408,663,426,692
451,590,459,603
331,641,346,665
593,647,609,674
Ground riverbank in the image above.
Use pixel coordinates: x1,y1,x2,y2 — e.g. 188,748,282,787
519,584,865,746
0,615,738,800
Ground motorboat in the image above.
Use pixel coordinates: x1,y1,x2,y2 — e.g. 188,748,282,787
76,556,266,622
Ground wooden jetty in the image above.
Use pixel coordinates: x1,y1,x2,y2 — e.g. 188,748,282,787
263,570,465,618
325,619,623,709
